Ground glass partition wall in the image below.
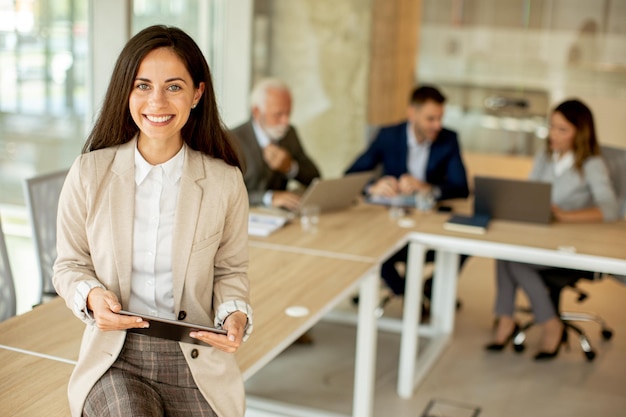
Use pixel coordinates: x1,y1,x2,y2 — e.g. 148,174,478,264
0,0,88,206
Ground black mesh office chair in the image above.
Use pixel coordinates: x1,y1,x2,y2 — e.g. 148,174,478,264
23,169,69,305
513,146,626,361
0,215,17,322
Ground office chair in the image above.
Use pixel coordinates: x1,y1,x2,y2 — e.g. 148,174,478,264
0,215,17,322
23,169,69,306
513,145,626,361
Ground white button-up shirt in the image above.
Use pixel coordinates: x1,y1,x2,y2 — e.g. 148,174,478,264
127,145,184,319
406,122,431,182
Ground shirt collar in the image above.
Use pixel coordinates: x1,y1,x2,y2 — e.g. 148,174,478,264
406,122,431,150
252,119,271,148
134,144,185,185
552,150,575,177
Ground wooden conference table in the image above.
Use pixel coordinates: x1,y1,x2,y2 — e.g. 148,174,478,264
248,201,626,399
2,202,625,416
0,246,382,417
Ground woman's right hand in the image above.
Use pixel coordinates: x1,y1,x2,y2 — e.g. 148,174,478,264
86,287,149,331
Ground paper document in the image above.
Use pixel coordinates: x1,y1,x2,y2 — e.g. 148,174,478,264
248,212,288,237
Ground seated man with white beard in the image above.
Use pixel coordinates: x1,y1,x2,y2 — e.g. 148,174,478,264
230,78,321,211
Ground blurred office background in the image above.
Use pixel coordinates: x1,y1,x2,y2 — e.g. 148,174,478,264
1,0,626,311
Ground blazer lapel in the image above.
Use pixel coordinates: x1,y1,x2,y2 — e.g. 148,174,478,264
426,135,444,179
109,140,136,307
399,123,410,174
171,147,204,312
244,121,270,181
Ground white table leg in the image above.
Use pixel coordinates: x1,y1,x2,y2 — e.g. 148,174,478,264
430,250,460,334
398,246,461,398
352,269,379,417
397,242,426,398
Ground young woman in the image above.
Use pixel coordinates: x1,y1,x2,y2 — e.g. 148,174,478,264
486,99,618,360
53,25,252,416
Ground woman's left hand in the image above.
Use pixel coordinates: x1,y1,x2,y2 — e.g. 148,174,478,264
551,204,566,222
189,311,248,353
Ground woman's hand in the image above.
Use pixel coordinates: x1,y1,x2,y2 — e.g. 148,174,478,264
86,287,149,331
189,311,248,353
551,204,605,223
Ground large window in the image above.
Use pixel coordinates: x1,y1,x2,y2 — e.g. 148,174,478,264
1,0,250,209
0,0,88,206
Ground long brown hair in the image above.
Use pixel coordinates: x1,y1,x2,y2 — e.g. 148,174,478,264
547,99,600,171
83,25,241,169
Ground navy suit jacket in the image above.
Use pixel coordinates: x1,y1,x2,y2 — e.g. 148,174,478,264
345,122,469,201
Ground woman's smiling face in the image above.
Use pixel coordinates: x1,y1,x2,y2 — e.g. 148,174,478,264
129,47,204,146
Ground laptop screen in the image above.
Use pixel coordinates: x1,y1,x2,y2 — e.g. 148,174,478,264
473,176,552,224
297,171,374,213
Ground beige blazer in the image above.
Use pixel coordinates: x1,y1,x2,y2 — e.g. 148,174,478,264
53,139,250,417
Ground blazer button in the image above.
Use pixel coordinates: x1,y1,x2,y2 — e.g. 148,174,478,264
191,349,199,359
178,311,187,320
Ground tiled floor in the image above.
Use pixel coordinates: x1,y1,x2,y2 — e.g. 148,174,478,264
6,229,626,417
245,256,626,417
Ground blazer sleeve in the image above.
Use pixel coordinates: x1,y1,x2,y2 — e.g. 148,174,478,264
53,155,103,319
345,131,384,174
436,134,470,201
229,123,268,206
286,126,321,186
246,185,266,208
212,167,251,308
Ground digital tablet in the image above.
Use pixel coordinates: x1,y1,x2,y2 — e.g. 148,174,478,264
118,310,227,345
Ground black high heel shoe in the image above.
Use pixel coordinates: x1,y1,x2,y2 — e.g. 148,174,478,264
534,328,568,361
485,323,520,352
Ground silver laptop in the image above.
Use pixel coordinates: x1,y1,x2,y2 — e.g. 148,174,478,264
298,171,374,213
473,176,552,224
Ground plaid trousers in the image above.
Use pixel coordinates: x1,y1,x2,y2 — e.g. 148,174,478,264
83,333,217,417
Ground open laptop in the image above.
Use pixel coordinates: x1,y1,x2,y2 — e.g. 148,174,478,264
473,176,552,224
297,171,374,213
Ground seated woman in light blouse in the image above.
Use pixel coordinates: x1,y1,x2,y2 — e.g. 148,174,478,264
485,99,618,361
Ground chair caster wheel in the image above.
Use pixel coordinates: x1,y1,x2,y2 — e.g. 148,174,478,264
513,343,525,353
601,329,613,340
584,350,596,361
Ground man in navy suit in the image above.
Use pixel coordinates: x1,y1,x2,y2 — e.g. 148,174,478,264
346,85,469,307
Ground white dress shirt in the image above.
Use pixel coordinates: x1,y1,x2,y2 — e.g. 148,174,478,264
406,123,431,182
127,144,183,319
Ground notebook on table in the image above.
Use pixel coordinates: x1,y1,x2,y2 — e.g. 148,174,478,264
444,213,491,234
473,176,552,224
